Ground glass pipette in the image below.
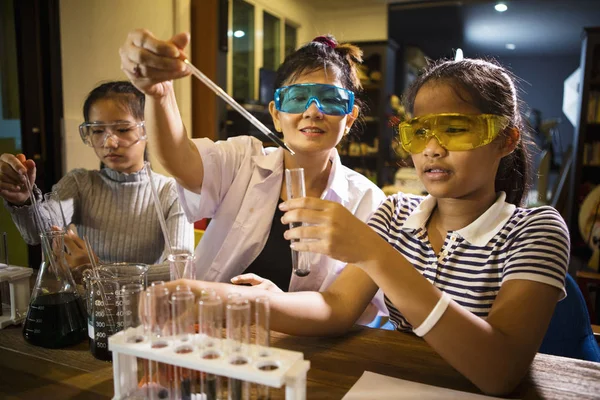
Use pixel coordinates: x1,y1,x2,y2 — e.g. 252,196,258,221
179,54,295,155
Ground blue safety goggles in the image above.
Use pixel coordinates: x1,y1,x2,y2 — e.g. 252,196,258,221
274,83,355,116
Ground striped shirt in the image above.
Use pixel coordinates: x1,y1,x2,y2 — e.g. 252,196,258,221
367,191,570,332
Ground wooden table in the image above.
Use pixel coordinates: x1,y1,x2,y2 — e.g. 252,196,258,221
0,325,599,399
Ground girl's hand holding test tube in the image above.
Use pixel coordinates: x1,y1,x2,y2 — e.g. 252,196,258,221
279,197,390,265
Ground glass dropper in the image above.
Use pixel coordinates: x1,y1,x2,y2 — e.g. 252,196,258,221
179,54,295,155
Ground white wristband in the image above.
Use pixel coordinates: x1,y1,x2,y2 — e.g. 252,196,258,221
413,292,452,337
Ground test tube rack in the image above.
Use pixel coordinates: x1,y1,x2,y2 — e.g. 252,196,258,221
109,327,311,400
0,264,33,329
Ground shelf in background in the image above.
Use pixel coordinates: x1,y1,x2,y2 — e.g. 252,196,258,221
362,83,382,90
340,154,379,160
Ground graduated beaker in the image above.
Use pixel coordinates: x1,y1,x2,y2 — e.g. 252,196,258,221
23,231,87,348
83,263,148,361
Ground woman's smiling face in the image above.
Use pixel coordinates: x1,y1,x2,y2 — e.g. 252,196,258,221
269,68,357,156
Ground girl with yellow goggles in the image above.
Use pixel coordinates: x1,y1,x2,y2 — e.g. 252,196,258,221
398,113,509,153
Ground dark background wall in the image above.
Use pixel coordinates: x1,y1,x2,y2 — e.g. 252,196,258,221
388,1,592,165
497,54,580,162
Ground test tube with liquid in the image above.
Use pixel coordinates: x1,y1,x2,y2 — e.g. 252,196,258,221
198,292,223,400
255,297,273,400
145,284,171,400
285,168,311,277
226,297,250,400
120,283,147,399
171,289,195,400
121,283,144,343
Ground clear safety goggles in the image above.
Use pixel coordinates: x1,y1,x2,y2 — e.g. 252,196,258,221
398,113,509,153
274,83,355,116
79,121,146,148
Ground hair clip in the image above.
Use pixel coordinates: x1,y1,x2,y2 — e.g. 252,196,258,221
312,36,336,49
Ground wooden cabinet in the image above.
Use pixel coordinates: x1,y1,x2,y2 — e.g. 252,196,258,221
337,40,398,187
570,27,600,255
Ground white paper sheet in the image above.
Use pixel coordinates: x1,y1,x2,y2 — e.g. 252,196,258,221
342,371,511,400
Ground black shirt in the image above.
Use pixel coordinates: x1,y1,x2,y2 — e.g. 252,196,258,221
242,198,292,291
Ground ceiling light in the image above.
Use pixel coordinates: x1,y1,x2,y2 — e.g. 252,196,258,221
505,43,516,50
495,3,508,12
233,30,245,38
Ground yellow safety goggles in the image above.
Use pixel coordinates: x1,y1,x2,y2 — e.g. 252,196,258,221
398,113,509,153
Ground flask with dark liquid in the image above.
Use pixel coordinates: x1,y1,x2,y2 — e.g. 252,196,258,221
23,231,87,348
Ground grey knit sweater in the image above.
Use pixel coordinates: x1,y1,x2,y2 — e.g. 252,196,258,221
6,167,194,280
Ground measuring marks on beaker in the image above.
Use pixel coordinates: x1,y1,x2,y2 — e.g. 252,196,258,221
89,283,125,361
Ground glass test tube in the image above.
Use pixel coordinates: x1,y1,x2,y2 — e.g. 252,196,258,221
255,297,272,400
285,168,311,277
121,283,144,343
145,284,171,400
226,298,250,400
168,253,196,281
146,285,171,347
198,294,223,400
255,297,270,357
171,290,195,400
120,283,148,400
171,290,195,352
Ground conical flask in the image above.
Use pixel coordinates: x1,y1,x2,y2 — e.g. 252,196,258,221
23,230,87,348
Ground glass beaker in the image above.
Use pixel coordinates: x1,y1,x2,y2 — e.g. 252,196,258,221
83,263,148,361
23,231,87,348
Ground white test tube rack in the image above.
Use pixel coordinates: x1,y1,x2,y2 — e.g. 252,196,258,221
109,326,311,400
0,264,33,329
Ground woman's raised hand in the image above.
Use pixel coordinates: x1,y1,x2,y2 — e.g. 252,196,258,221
280,197,388,265
119,29,191,98
0,153,36,205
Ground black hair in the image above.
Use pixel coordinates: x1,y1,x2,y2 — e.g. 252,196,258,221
274,34,365,134
83,80,144,122
83,80,148,163
403,58,533,206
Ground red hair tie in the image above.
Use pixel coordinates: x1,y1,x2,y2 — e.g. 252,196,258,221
312,36,336,49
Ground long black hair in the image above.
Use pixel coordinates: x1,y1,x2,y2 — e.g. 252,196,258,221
403,58,533,206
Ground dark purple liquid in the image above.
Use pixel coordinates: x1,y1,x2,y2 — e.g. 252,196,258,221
203,351,220,359
203,375,218,400
90,338,112,361
259,364,279,371
23,293,87,349
176,346,193,354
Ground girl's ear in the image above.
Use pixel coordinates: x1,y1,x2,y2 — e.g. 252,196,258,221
268,101,282,132
345,104,359,134
502,127,520,157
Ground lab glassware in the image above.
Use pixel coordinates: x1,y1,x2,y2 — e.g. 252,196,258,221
227,298,251,400
285,168,311,277
83,263,148,360
198,294,223,400
23,231,87,348
168,252,196,281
